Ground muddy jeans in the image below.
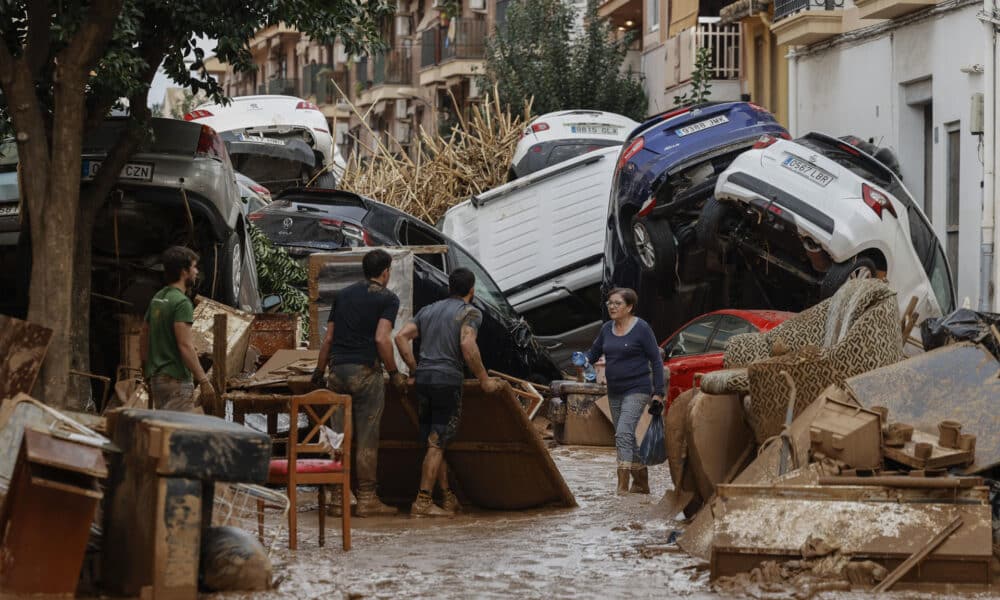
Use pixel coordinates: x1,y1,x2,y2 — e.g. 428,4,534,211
608,391,649,467
326,363,385,495
149,375,199,412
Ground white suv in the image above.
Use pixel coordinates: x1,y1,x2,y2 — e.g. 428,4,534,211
705,132,955,321
510,110,637,179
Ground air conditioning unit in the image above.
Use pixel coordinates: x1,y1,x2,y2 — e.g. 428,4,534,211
398,123,412,144
395,98,408,114
469,0,486,10
469,78,481,99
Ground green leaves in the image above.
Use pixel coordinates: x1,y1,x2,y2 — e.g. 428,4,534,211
673,46,713,108
480,0,647,121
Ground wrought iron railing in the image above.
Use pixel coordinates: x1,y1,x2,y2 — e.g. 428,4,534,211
302,64,348,105
355,57,370,89
696,17,740,80
420,17,487,69
373,48,412,85
420,27,439,68
774,0,845,21
267,77,299,96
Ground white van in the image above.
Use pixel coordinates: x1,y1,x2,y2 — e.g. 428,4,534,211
439,145,619,370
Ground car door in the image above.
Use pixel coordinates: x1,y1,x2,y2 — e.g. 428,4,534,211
662,315,720,400
663,314,758,401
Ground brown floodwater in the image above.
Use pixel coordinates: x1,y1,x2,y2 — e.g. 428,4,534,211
211,446,1000,600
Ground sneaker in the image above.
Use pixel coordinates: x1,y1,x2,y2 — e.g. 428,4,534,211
410,491,451,518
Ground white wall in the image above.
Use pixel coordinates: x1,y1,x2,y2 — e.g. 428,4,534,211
790,3,984,304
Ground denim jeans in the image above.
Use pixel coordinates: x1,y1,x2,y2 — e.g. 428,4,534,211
608,391,650,467
326,364,385,494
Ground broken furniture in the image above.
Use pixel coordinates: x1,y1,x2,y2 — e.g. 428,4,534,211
0,315,53,400
700,279,903,444
0,428,107,595
548,380,614,446
807,399,882,470
102,409,270,599
708,482,992,585
842,342,1000,473
259,389,352,551
377,380,577,510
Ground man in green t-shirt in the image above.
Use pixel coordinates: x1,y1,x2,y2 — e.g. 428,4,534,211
141,246,216,412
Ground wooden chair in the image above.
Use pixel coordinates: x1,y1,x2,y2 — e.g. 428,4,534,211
258,389,352,550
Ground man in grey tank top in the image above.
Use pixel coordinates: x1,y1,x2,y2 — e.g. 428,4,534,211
395,268,499,517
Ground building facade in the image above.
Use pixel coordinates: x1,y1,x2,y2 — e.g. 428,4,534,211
779,0,983,304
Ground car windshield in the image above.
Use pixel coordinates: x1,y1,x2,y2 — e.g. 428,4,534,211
448,242,519,320
0,139,17,173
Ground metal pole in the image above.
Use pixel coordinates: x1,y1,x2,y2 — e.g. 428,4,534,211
982,2,998,310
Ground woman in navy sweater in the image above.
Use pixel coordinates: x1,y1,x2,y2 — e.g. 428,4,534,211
584,287,665,494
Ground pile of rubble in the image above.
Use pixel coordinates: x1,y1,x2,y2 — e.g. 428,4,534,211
662,278,1000,593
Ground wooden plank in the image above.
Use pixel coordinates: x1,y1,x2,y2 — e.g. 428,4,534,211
211,313,227,418
873,516,963,592
882,429,973,470
0,315,53,401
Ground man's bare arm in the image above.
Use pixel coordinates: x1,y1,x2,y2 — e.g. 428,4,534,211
315,323,335,376
374,318,399,372
459,325,491,387
173,322,209,384
394,322,419,374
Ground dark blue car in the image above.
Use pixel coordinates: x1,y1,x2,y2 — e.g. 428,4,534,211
603,102,789,337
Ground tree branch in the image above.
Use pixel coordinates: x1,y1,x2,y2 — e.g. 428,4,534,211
26,0,53,78
59,0,125,70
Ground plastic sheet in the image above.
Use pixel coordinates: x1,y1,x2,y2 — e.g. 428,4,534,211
921,308,1000,359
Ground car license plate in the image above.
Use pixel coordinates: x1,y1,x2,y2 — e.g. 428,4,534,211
0,204,18,217
782,156,834,187
237,133,285,145
81,160,154,181
676,115,729,137
568,123,622,136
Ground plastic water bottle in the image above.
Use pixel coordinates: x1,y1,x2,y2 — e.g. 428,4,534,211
571,352,597,383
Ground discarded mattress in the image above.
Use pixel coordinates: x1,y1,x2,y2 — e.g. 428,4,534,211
378,381,576,510
843,342,1000,472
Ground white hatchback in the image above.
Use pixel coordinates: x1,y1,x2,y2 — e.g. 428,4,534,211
509,110,638,179
706,132,955,321
186,95,344,185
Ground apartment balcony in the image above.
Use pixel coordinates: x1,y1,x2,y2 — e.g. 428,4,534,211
854,0,935,20
374,49,413,86
267,77,300,96
419,18,486,87
771,0,845,46
665,18,741,92
597,0,642,24
302,64,349,106
355,56,370,90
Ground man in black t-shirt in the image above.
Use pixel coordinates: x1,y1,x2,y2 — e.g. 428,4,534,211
312,249,404,517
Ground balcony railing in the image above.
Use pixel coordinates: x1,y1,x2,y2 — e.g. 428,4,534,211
420,17,487,69
373,48,413,85
267,77,299,96
302,64,349,105
774,0,845,21
696,18,740,80
355,57,370,88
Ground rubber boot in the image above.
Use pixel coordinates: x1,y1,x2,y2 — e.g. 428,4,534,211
354,490,399,517
410,491,451,518
616,467,631,495
630,465,650,494
325,485,343,517
441,489,461,515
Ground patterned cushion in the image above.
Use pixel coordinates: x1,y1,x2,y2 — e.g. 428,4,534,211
700,368,750,395
269,458,343,475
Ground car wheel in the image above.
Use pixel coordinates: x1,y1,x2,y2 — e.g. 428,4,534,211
696,196,739,254
630,217,676,288
218,231,243,306
819,255,877,299
312,171,337,188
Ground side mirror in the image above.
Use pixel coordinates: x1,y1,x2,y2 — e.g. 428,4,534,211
262,294,283,312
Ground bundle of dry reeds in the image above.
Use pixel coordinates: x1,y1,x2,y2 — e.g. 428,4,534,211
337,84,531,224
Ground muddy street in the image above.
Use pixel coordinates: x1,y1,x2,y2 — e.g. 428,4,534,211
210,446,994,600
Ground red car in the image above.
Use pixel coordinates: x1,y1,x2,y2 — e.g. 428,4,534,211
660,309,794,403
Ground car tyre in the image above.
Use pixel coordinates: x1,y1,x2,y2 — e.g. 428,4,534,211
312,171,337,188
696,196,739,254
630,217,676,289
819,255,877,299
217,230,243,307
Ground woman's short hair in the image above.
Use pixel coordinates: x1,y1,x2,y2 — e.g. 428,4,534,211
608,287,638,310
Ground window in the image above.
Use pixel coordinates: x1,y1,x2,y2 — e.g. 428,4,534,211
929,244,955,314
664,316,719,358
648,0,659,31
521,286,603,336
707,316,755,352
448,242,518,319
945,124,960,288
398,220,445,271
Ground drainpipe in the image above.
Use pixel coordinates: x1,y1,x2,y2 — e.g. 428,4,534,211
982,1,997,310
787,49,798,134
